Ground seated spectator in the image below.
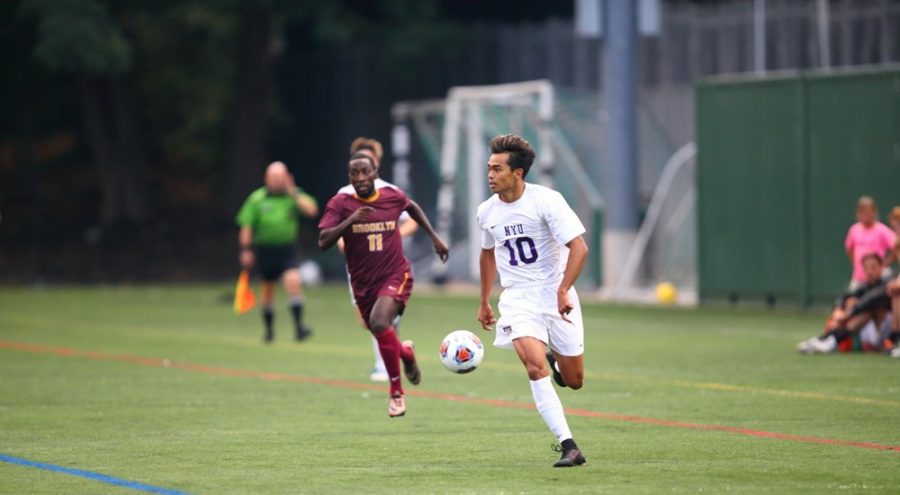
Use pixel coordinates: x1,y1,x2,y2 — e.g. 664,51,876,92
798,253,893,354
887,275,900,358
844,196,896,289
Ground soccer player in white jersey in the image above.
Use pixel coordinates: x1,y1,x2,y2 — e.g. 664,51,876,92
476,134,589,468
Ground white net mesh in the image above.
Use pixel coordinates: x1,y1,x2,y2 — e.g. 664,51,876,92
391,80,696,300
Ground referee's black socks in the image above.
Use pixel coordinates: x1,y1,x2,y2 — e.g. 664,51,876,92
290,297,309,340
263,306,274,342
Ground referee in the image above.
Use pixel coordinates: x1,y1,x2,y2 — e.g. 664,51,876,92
236,161,319,342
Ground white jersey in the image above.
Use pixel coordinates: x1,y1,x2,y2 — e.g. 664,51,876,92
476,183,585,288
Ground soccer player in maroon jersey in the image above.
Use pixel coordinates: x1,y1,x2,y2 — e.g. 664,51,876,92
318,152,449,417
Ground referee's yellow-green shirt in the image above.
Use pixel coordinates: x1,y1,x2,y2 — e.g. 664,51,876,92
235,187,316,246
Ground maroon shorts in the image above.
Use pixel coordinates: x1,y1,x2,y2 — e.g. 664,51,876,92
354,270,413,329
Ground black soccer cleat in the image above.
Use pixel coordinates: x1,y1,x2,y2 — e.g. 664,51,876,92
553,447,586,468
546,351,567,388
295,325,312,342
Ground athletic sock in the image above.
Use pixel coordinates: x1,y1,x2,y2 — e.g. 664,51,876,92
374,327,404,397
529,376,573,442
829,328,851,343
398,339,414,363
263,306,274,341
289,297,304,327
290,297,304,339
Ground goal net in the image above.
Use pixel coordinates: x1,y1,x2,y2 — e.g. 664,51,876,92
391,80,603,288
390,80,696,302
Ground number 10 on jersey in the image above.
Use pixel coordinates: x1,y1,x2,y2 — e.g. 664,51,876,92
503,237,537,266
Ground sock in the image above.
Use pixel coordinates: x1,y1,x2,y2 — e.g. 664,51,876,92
263,306,274,341
373,327,403,397
529,376,573,442
289,297,304,328
399,340,414,363
371,337,386,373
829,328,850,343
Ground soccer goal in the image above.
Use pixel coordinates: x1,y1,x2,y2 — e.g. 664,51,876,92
606,141,698,304
389,80,697,301
390,80,604,287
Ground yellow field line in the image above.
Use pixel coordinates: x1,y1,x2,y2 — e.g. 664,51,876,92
590,372,900,408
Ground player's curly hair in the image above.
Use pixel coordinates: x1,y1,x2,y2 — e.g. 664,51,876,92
350,137,383,160
489,134,535,178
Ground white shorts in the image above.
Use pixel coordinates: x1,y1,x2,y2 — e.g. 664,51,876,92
493,283,585,357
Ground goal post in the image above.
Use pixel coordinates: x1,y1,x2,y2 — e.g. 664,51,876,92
390,80,605,288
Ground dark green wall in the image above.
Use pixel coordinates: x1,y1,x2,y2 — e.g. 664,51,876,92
697,67,900,306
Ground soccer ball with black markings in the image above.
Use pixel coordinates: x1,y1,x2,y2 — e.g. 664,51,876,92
439,330,484,374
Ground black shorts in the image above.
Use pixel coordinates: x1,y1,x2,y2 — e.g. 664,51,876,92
254,244,298,282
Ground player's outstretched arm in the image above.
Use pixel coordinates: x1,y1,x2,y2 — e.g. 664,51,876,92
478,248,497,331
557,236,588,322
405,200,449,262
318,206,373,250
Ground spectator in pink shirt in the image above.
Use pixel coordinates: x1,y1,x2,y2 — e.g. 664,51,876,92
844,196,896,288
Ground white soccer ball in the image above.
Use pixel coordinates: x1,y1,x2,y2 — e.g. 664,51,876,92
298,260,322,287
439,330,484,374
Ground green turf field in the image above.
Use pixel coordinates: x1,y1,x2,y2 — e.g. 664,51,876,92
1,284,898,494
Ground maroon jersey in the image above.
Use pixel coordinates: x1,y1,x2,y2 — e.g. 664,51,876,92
319,185,412,296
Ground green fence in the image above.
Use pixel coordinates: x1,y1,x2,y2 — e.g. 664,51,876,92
697,67,900,306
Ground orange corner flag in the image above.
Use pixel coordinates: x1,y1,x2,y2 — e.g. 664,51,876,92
233,270,256,315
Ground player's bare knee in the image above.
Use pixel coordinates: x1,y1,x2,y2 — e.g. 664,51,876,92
525,362,548,381
568,376,584,390
370,321,389,334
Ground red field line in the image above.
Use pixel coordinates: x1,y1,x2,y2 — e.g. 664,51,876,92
3,340,898,453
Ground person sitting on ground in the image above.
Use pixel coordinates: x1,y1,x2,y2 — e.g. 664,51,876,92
798,252,894,354
886,276,900,358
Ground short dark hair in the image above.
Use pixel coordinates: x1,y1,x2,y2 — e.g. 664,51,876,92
489,134,535,178
349,152,376,169
861,252,883,265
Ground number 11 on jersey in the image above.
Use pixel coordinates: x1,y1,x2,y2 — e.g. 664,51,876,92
367,233,383,251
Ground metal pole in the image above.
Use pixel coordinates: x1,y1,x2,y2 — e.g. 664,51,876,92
601,0,639,287
754,0,767,74
817,0,831,69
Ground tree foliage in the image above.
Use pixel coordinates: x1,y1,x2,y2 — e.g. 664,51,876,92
20,0,132,75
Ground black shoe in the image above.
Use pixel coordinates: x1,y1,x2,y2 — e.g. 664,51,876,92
552,446,586,468
264,329,274,343
546,351,567,388
295,325,312,341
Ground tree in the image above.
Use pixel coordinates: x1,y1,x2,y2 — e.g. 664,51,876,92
22,0,150,226
227,0,277,210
